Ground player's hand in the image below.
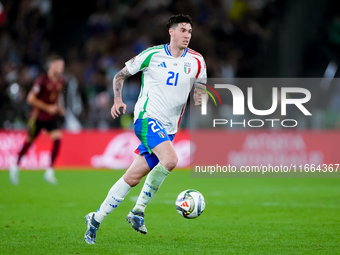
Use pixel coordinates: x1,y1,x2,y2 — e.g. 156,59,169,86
46,105,59,115
194,83,208,106
194,88,203,106
111,97,126,119
58,107,66,116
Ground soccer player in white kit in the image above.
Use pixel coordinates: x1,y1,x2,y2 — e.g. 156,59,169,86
84,14,207,244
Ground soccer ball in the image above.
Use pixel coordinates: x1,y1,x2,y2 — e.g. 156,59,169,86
176,189,205,219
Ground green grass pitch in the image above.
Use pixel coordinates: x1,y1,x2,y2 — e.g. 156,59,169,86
1,170,340,254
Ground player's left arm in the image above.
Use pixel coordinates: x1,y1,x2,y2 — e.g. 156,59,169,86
194,57,207,106
57,92,65,116
194,82,207,106
111,66,132,119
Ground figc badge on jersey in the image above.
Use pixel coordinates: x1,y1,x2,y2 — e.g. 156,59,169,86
184,62,191,74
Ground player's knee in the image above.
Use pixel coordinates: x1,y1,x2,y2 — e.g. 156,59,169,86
163,155,178,171
52,134,62,140
50,130,62,140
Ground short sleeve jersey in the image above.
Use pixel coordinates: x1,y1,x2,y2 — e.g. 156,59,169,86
30,74,64,121
125,44,207,134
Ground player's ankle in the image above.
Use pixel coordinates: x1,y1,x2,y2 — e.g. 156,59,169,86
46,167,54,172
91,214,100,228
132,205,145,213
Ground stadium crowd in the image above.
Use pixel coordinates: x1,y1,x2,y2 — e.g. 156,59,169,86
0,0,298,130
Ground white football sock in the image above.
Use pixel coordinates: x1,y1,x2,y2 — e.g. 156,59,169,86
94,176,131,223
46,167,54,173
133,163,170,213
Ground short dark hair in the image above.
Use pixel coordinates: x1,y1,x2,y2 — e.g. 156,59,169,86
45,54,64,70
167,14,193,30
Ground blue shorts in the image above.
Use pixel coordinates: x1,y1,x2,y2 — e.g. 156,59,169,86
134,118,175,169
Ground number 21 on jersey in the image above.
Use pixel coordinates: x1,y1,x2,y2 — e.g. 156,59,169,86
166,71,179,86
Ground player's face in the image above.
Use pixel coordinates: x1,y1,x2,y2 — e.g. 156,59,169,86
49,60,65,77
171,23,192,49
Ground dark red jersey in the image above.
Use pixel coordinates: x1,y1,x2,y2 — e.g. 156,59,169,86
29,74,65,121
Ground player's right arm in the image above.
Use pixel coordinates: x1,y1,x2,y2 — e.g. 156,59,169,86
111,66,131,119
27,79,58,115
111,46,161,119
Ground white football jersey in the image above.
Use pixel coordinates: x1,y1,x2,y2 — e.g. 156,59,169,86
125,44,207,134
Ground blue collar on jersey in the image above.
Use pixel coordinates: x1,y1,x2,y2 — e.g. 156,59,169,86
164,43,188,57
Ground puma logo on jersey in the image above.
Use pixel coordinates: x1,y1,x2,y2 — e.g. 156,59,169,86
158,62,167,68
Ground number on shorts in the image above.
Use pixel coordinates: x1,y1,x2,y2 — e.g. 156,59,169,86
149,120,163,133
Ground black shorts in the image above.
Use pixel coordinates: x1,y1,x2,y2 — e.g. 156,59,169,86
27,117,64,139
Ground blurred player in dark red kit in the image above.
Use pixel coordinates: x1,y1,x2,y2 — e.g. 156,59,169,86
9,55,65,185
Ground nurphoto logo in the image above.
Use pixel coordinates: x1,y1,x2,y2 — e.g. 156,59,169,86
198,83,312,128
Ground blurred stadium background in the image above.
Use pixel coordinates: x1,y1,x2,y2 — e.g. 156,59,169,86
0,0,340,170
